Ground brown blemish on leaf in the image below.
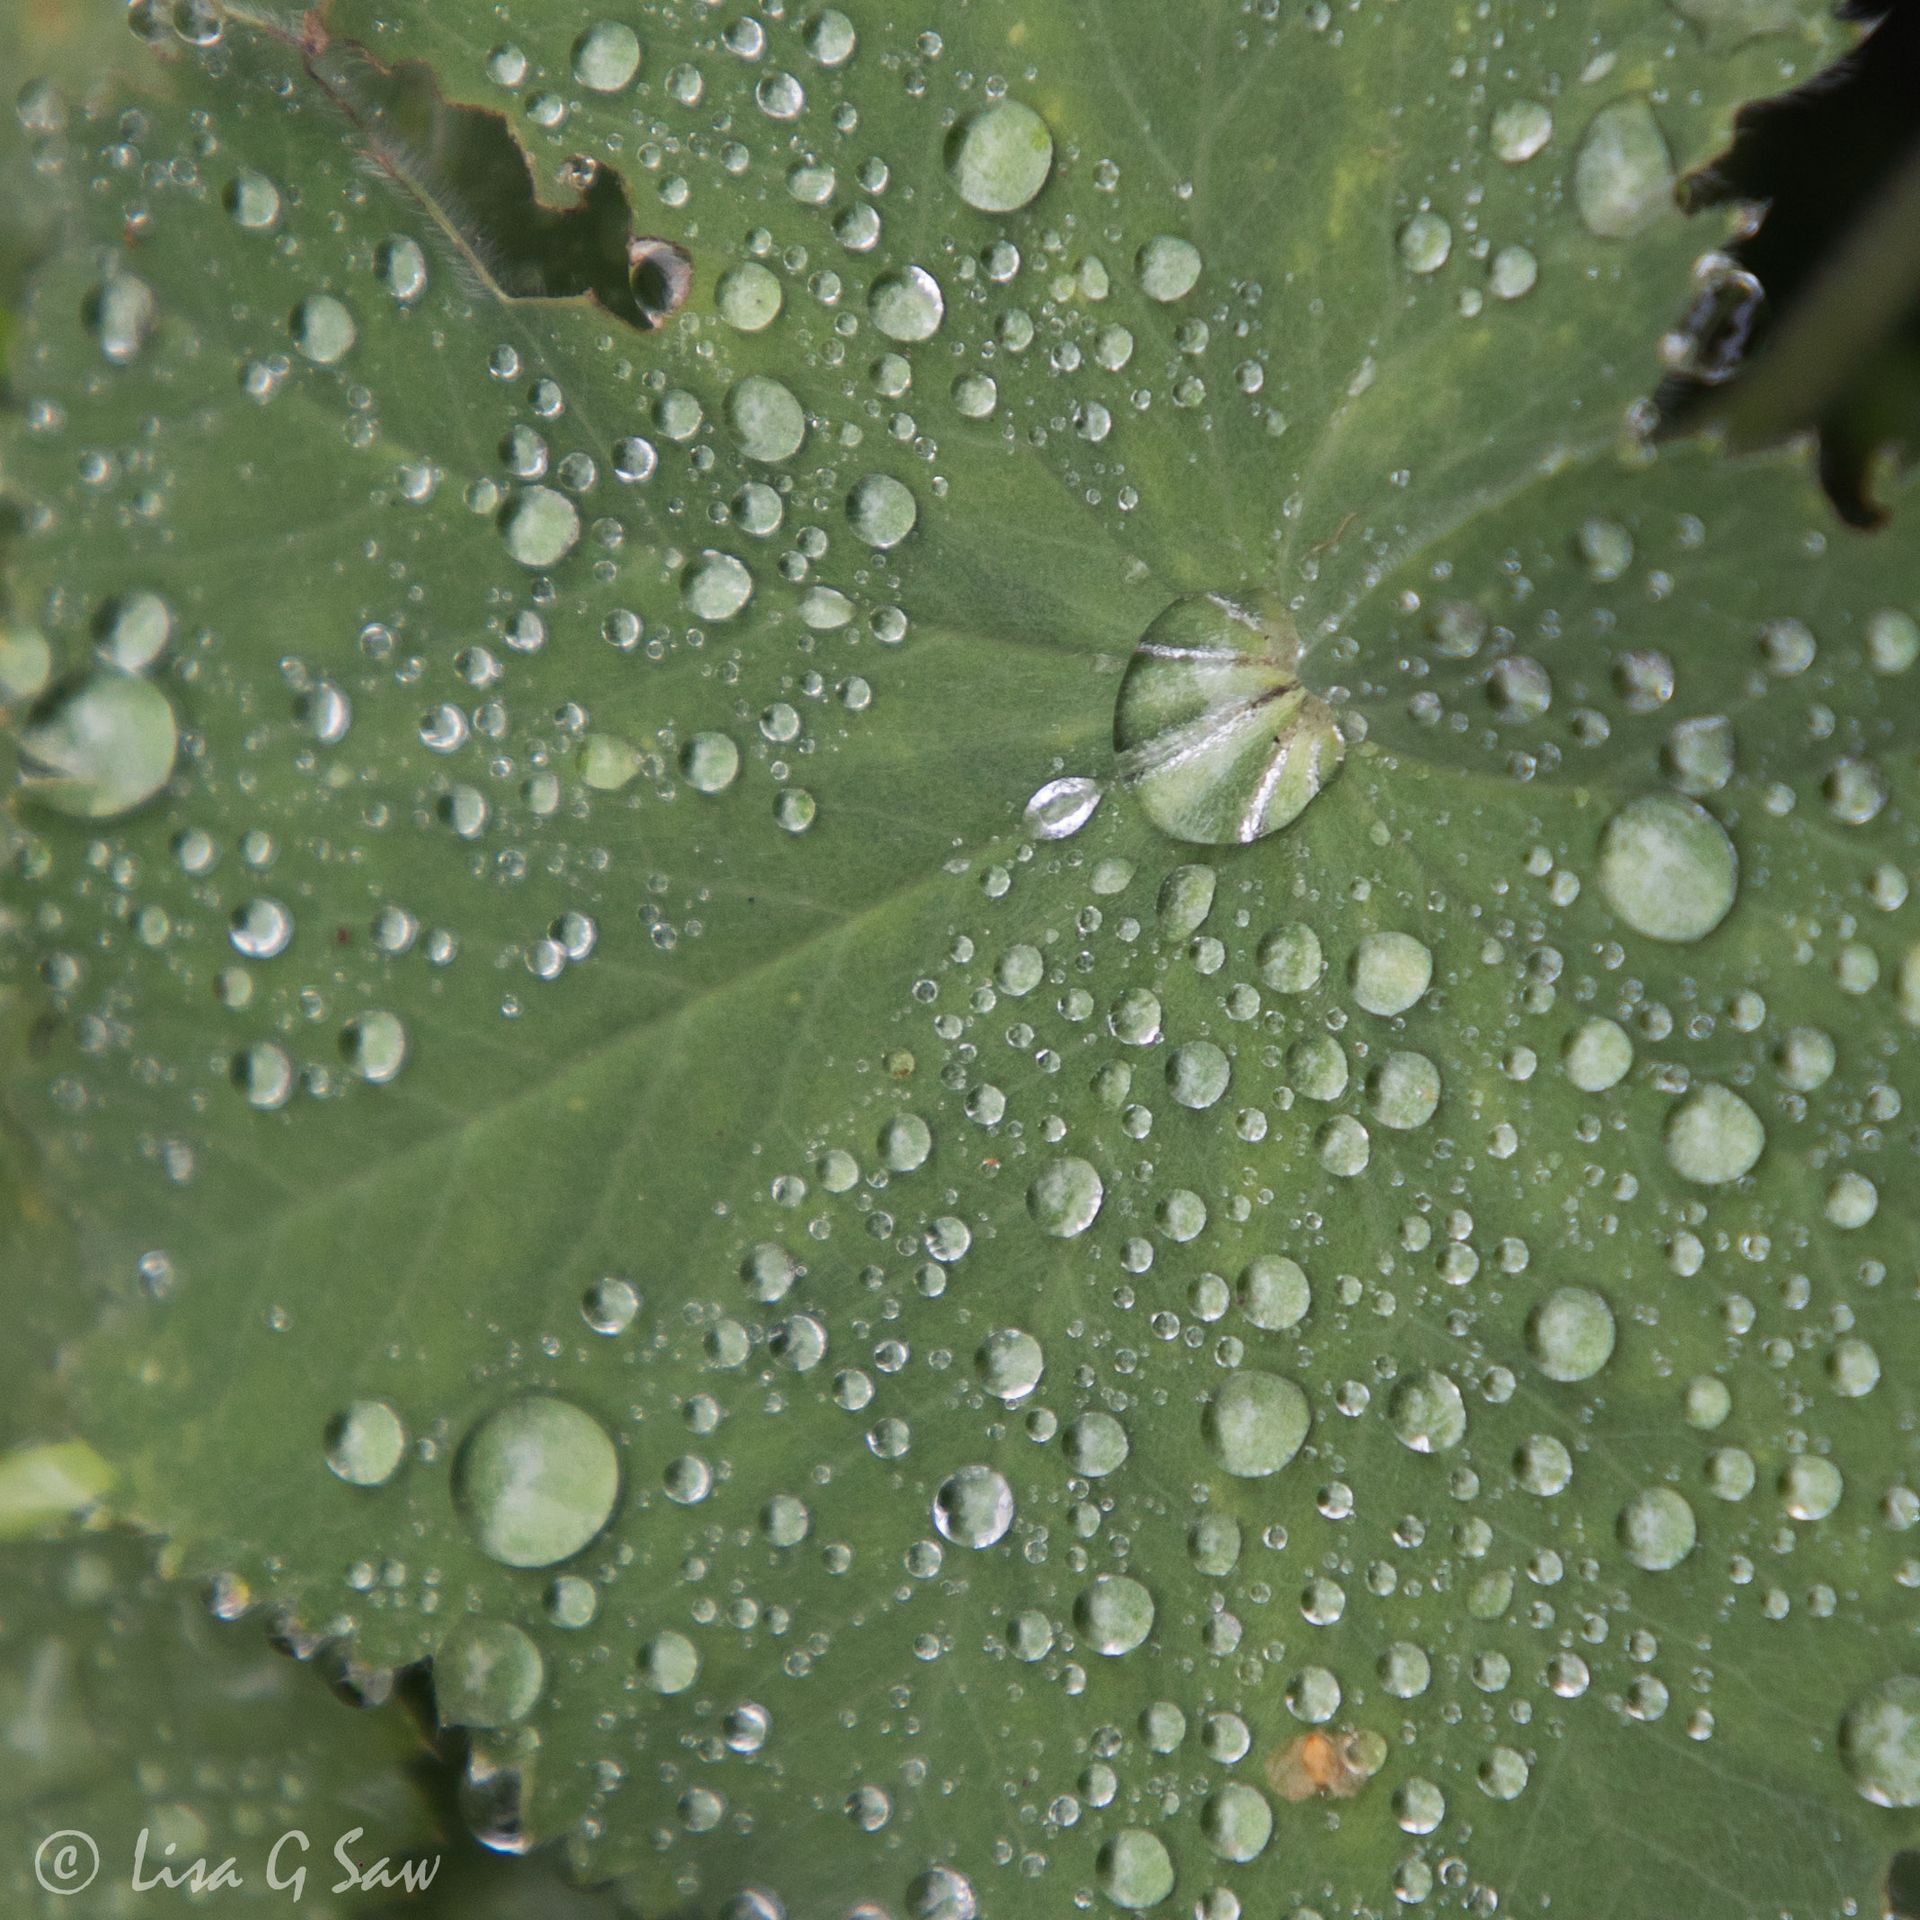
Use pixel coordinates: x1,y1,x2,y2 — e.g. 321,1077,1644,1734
1265,1728,1383,1802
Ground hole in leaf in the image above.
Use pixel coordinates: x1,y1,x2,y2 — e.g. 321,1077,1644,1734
1655,0,1920,526
1888,1849,1920,1919
223,15,688,331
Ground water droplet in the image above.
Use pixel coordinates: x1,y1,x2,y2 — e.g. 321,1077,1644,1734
455,1396,620,1568
683,732,741,793
1618,1487,1697,1570
1397,211,1451,274
293,293,356,364
1841,1678,1920,1806
1115,593,1344,844
1563,1017,1633,1091
1064,1412,1130,1478
1028,1157,1103,1237
1200,1783,1273,1863
1492,100,1553,162
18,672,177,818
1781,1454,1843,1521
1527,1288,1616,1381
1664,1083,1764,1185
1136,235,1202,302
869,266,945,341
325,1399,407,1486
582,1276,641,1335
641,1629,700,1693
932,1464,1015,1547
717,262,783,331
726,374,806,463
1574,100,1674,238
226,169,281,229
1167,1041,1230,1109
1235,1255,1309,1330
1077,1573,1155,1655
573,20,642,91
1025,775,1102,840
1597,794,1736,942
683,550,755,619
1204,1372,1310,1477
847,472,917,548
1388,1369,1467,1452
435,1620,544,1727
93,273,157,363
1350,932,1432,1017
977,1327,1045,1401
502,486,581,568
342,1009,408,1084
947,101,1053,212
98,590,172,671
1369,1051,1440,1128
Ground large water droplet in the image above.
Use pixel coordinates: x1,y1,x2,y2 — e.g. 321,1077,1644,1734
1115,592,1344,844
573,20,642,91
1574,100,1674,238
726,374,806,462
18,672,177,818
847,472,917,548
1840,1678,1920,1806
947,101,1053,211
1597,794,1737,942
1204,1372,1310,1477
932,1464,1015,1547
1028,1157,1103,1237
869,266,945,341
324,1399,407,1486
1077,1573,1155,1655
1200,1783,1272,1863
1389,1369,1467,1452
435,1619,544,1727
1618,1487,1697,1571
1664,1082,1764,1184
455,1395,620,1568
1527,1288,1616,1381
501,486,581,568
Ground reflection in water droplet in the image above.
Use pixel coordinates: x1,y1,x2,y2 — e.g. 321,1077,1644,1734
1389,1370,1467,1452
726,374,807,462
1351,932,1432,1016
342,1009,408,1084
1397,211,1451,273
683,731,741,792
455,1395,620,1568
293,293,357,364
717,263,784,332
684,550,755,619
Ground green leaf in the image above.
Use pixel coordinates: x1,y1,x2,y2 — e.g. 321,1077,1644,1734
0,1532,443,1916
9,2,1920,1917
